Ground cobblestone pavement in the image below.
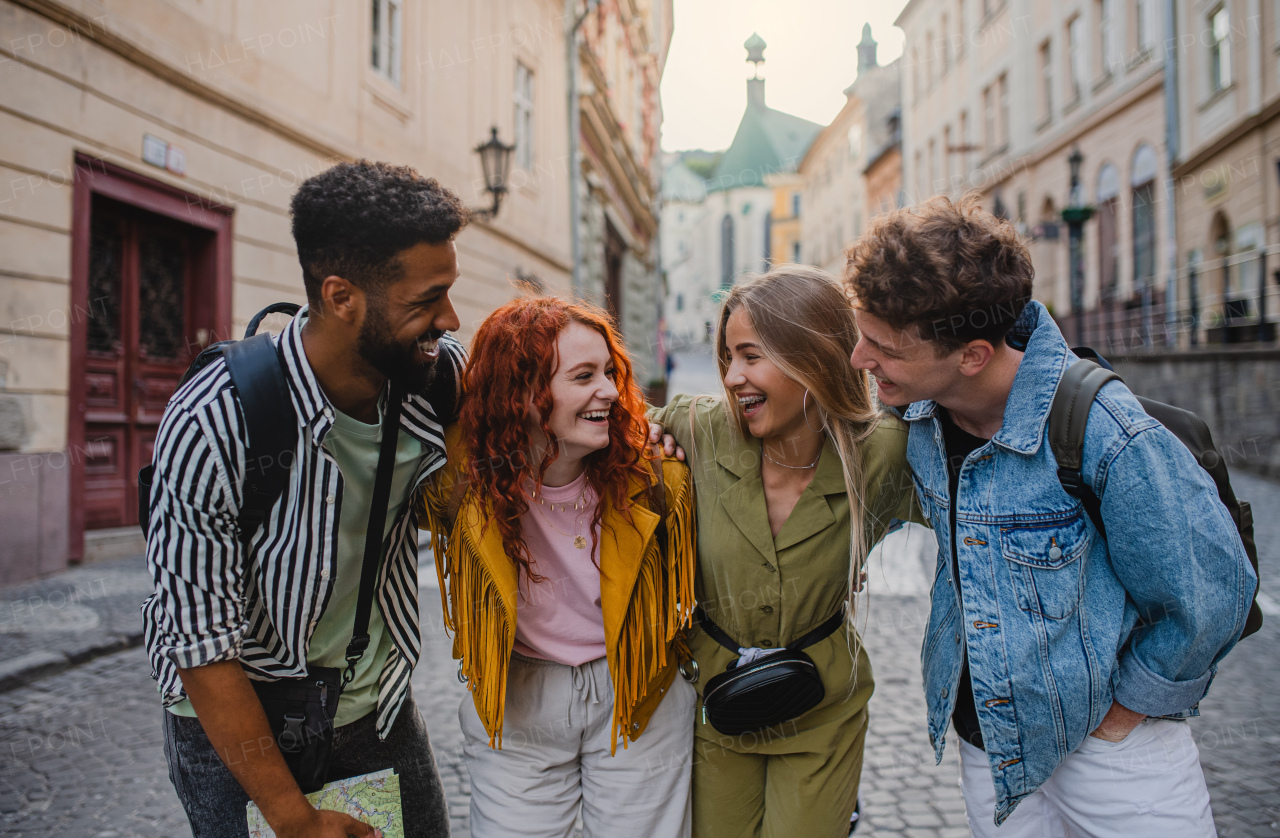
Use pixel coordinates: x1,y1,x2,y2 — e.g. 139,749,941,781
1,471,1276,836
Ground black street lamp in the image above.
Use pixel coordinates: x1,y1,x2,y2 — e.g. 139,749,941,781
470,126,515,221
1061,147,1095,347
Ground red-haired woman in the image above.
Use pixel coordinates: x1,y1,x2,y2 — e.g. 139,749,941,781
420,297,697,838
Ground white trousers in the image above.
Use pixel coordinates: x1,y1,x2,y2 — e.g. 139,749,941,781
959,719,1217,838
461,652,695,838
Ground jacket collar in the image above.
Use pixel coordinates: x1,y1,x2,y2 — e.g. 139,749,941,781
714,428,846,558
900,301,1073,455
275,308,454,456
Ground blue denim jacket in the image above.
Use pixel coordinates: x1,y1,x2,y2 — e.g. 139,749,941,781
903,302,1255,824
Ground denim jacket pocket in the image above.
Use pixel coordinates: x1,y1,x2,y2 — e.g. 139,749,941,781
1000,514,1091,620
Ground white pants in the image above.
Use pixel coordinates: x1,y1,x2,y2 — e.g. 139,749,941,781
959,719,1217,838
461,652,695,838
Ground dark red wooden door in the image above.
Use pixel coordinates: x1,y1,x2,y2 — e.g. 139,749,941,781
82,200,197,529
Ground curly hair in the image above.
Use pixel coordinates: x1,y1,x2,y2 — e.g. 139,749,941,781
844,194,1033,353
459,297,651,581
290,160,469,304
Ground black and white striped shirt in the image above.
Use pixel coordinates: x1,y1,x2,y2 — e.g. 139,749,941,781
141,312,465,738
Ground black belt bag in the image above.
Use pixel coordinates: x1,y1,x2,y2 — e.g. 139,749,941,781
697,604,847,737
244,384,404,794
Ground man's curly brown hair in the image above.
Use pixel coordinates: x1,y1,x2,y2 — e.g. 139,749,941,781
844,194,1034,354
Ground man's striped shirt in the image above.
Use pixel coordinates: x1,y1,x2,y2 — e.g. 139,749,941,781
141,312,464,738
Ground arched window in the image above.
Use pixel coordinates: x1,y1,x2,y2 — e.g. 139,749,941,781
720,214,735,288
1130,145,1158,295
1096,163,1120,297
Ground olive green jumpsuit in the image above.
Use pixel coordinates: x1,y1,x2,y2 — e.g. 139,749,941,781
650,395,922,838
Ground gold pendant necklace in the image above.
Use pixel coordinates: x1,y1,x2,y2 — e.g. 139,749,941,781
534,485,590,549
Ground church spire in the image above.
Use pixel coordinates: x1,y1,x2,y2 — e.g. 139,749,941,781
857,23,878,75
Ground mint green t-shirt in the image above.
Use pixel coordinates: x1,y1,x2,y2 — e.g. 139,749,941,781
167,398,427,727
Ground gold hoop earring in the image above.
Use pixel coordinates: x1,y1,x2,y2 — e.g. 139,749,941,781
803,390,826,433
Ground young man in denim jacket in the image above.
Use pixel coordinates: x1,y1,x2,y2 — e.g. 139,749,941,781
844,196,1255,836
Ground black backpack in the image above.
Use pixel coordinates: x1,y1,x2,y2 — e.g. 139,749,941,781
137,302,461,546
1049,347,1263,640
138,302,302,544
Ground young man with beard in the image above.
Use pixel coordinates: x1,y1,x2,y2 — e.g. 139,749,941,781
143,161,468,838
844,196,1255,836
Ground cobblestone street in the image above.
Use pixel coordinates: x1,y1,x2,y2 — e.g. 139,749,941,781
1,426,1277,836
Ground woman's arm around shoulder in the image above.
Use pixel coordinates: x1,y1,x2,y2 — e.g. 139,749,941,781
862,414,929,537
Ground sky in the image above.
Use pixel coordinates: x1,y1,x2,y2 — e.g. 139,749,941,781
660,0,910,152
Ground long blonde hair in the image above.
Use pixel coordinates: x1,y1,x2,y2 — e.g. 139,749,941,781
715,265,882,606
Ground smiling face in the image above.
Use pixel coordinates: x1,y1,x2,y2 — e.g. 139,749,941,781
356,240,461,394
721,307,809,441
531,320,620,465
849,307,963,407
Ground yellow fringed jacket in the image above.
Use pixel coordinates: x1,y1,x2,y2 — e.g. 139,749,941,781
419,425,696,753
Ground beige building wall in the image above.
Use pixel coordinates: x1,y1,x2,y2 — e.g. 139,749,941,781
800,96,867,276
1171,0,1280,345
0,0,670,580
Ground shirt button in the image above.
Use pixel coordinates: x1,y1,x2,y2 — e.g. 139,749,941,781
323,408,334,420
763,562,776,572
320,569,330,578
761,606,774,614
326,495,336,504
1049,546,1063,560
760,639,774,647
956,632,962,643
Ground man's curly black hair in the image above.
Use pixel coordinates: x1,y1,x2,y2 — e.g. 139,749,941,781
290,160,469,304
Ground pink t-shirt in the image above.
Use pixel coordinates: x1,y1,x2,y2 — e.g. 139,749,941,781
512,471,608,666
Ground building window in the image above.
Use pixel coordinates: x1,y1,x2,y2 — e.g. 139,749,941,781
791,241,801,263
1132,180,1157,290
943,125,953,187
514,63,535,170
675,293,685,312
983,85,994,150
847,125,863,161
1067,16,1085,103
1039,40,1053,122
720,214,735,288
1098,0,1117,76
958,110,969,172
956,0,966,58
370,0,402,85
941,14,951,70
791,193,801,218
997,73,1009,146
1135,0,1155,52
1209,5,1231,92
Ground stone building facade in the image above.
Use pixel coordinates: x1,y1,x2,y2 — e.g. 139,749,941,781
0,0,669,583
798,26,900,276
1169,0,1280,348
897,0,1173,349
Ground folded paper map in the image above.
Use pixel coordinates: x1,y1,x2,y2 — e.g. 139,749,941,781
246,768,403,838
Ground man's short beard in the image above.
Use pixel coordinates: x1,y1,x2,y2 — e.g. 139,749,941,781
356,299,439,395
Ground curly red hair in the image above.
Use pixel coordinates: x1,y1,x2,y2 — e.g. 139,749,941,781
459,296,651,581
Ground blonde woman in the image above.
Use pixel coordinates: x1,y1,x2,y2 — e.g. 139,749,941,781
649,266,922,838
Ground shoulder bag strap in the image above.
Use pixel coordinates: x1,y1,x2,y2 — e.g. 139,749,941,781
343,382,404,688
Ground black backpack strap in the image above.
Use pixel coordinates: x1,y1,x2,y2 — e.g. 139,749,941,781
223,332,298,546
244,302,301,339
344,383,404,687
1049,358,1122,537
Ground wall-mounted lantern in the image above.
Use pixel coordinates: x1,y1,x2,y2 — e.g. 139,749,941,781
471,127,515,221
